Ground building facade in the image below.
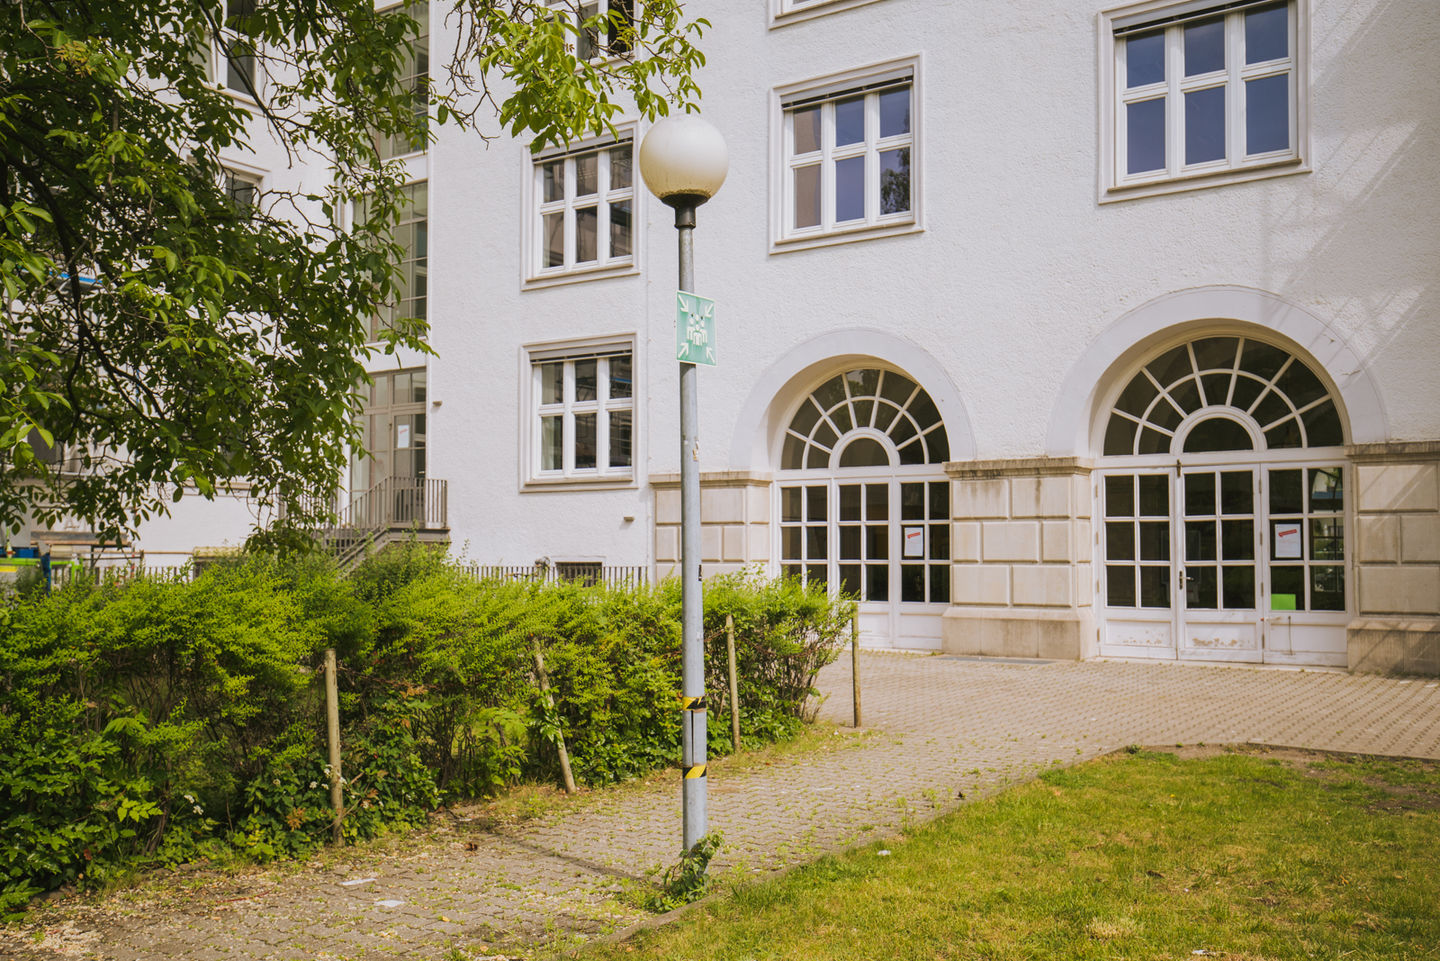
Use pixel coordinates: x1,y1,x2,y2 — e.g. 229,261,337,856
49,0,1440,674
415,0,1440,672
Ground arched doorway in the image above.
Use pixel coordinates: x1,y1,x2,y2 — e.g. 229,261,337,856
1096,335,1349,665
777,367,951,647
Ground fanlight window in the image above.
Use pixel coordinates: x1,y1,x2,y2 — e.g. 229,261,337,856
782,368,948,470
1104,337,1344,456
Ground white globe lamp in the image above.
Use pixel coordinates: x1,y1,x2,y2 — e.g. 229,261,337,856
639,114,728,208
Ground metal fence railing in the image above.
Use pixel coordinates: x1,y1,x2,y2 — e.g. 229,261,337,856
33,554,648,591
462,562,649,589
48,561,195,590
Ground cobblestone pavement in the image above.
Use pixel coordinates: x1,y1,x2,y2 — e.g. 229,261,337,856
8,656,1440,960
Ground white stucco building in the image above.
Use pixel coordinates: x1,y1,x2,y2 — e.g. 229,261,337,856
413,0,1440,673
42,0,1440,674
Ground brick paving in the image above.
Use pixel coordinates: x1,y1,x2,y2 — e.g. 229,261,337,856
6,655,1439,960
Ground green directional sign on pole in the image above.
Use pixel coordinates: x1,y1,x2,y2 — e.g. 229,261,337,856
676,291,717,366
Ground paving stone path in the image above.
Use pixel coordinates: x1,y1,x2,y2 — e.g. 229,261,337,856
7,656,1440,960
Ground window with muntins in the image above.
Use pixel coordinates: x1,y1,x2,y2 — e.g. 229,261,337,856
222,168,261,213
376,1,429,160
532,139,634,279
360,182,427,342
550,0,634,60
1102,336,1343,457
220,0,258,95
1106,0,1301,195
531,348,633,482
781,368,948,470
782,78,913,240
1267,466,1345,611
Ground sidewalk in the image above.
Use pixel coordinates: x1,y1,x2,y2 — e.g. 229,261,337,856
8,655,1440,960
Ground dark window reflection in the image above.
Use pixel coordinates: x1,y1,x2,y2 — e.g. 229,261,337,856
1128,98,1166,174
1127,31,1165,87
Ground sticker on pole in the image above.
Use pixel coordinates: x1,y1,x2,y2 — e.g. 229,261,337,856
676,291,717,366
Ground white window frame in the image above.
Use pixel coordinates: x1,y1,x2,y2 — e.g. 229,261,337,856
374,0,430,161
208,0,261,102
523,126,639,288
220,165,263,211
547,0,635,62
522,336,638,490
356,181,427,343
769,0,888,29
770,56,922,254
1099,0,1310,202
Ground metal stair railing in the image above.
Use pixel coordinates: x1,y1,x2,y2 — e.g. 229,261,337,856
338,476,447,531
321,476,448,568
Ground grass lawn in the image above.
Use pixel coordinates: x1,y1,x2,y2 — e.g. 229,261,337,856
582,748,1440,961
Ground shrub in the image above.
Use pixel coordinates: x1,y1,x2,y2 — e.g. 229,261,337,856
0,549,849,915
704,571,853,741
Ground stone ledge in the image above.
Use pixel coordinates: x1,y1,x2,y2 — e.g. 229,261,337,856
1348,617,1440,633
649,470,773,489
1348,440,1440,463
946,456,1093,479
941,607,1094,660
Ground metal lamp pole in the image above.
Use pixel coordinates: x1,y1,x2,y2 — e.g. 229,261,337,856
674,197,706,850
638,116,728,855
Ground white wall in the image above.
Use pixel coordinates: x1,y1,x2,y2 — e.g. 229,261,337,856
426,0,1439,566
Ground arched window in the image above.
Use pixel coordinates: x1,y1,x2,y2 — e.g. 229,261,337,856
1096,334,1351,667
1180,416,1256,453
776,366,952,620
1103,337,1343,456
781,368,949,470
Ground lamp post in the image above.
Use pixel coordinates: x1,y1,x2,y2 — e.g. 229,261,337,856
638,115,728,853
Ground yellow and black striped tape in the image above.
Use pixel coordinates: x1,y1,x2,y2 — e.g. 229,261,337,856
678,695,708,711
683,764,707,779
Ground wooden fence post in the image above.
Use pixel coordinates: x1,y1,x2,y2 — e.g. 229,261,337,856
533,640,577,794
726,614,741,751
851,610,862,728
324,648,344,844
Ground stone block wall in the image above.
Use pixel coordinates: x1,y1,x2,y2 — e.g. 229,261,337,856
1349,442,1440,675
942,457,1095,660
651,471,772,580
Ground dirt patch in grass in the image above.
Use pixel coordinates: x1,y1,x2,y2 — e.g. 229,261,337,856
1142,744,1440,813
1360,779,1440,812
1135,743,1235,761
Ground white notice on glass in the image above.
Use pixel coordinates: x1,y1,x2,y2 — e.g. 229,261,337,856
903,526,925,558
1274,523,1302,559
396,423,411,449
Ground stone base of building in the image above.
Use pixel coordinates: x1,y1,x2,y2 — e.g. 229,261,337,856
941,607,1094,660
651,471,772,581
1347,619,1440,676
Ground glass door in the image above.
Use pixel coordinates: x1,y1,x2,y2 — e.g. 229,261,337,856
1178,467,1262,661
351,368,427,527
1261,465,1348,661
1100,463,1349,665
1099,471,1178,657
836,481,891,606
780,477,950,646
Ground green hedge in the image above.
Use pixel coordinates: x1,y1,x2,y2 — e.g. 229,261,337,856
0,547,850,915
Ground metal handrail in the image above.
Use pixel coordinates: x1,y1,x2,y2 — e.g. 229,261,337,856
339,476,448,531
